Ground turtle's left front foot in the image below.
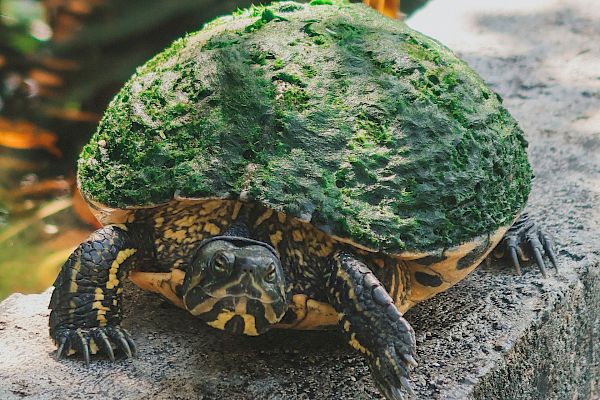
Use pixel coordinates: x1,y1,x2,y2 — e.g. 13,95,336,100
493,212,558,277
327,252,417,400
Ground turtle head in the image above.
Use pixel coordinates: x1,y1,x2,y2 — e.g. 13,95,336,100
182,236,288,335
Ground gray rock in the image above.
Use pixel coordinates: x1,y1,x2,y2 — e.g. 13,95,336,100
1,0,599,398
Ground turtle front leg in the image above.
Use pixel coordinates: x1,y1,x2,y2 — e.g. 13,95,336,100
49,224,142,364
326,251,417,400
492,212,558,277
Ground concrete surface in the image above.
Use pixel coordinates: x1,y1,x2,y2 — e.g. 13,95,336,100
1,0,599,398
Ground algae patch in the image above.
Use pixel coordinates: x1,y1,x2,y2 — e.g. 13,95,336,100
78,1,531,253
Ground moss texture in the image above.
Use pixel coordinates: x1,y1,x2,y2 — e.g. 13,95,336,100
78,1,532,253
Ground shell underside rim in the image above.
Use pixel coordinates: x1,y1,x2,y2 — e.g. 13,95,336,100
82,191,513,258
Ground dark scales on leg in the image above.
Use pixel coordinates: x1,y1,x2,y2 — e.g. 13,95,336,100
49,224,150,364
325,251,417,399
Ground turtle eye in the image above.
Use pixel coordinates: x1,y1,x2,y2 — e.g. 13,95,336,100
264,263,277,283
211,252,232,275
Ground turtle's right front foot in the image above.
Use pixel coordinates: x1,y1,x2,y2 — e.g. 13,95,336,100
52,326,136,365
49,225,141,365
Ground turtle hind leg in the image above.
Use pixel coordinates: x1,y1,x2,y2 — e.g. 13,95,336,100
325,251,417,400
49,224,143,364
492,212,558,277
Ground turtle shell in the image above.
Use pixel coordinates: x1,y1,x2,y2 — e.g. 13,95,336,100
78,1,531,254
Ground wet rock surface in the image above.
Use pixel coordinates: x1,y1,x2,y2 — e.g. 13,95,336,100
1,0,599,398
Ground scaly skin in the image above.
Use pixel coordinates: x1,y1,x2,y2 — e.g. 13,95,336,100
49,225,141,364
326,251,417,399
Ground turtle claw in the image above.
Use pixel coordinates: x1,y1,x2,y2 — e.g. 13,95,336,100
532,247,547,278
540,232,558,272
508,245,522,275
400,377,415,396
55,336,70,360
495,213,557,277
376,378,414,400
113,332,133,358
94,329,115,362
53,326,136,363
78,334,91,367
105,326,136,359
402,353,418,368
547,246,558,272
370,343,417,400
389,386,405,400
125,334,137,357
375,381,406,400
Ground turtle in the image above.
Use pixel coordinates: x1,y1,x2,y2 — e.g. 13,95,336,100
48,2,558,399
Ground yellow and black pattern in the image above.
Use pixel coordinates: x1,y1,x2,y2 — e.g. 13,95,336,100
324,251,417,398
50,195,557,400
141,200,238,272
49,224,141,364
181,231,289,336
249,206,335,301
399,226,508,312
123,199,508,328
247,205,385,330
81,199,512,329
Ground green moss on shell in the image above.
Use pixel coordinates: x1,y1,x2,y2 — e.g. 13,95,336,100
79,1,532,253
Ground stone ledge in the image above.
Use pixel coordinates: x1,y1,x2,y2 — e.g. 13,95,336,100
0,262,597,399
473,261,599,399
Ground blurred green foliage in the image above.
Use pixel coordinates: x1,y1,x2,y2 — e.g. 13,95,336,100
0,0,46,53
